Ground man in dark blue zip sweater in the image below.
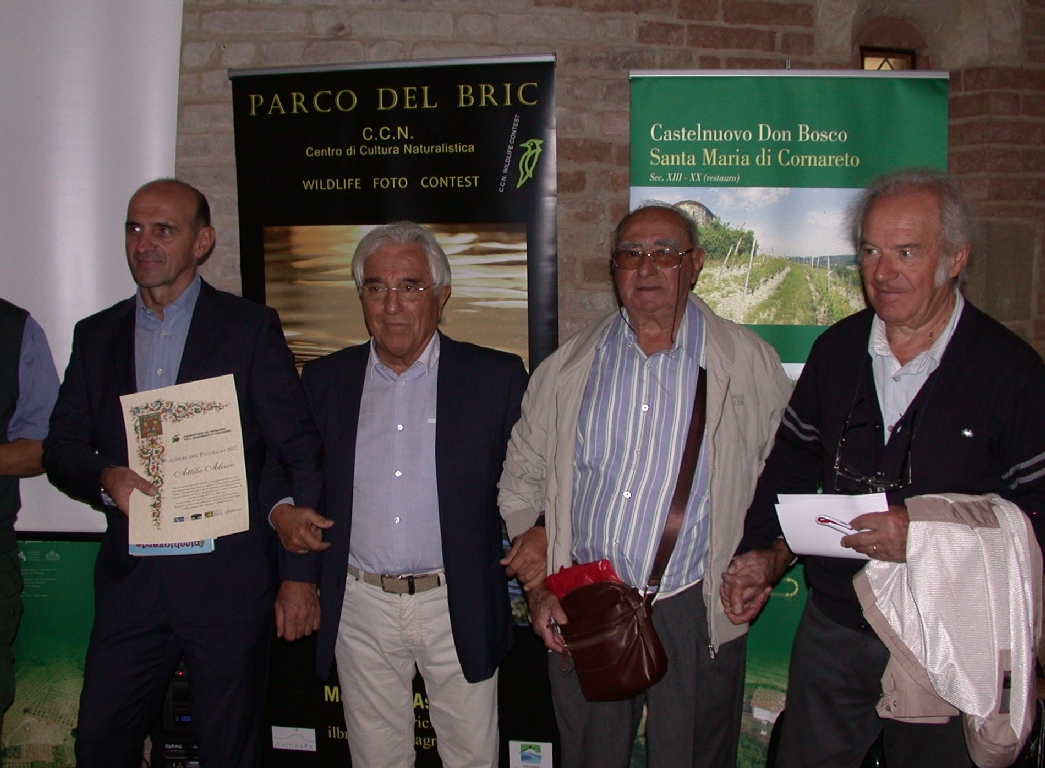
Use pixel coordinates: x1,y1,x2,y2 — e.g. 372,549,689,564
723,169,1045,768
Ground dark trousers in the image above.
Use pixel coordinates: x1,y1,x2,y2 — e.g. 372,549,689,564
776,598,971,768
75,596,271,768
0,548,23,728
550,581,746,768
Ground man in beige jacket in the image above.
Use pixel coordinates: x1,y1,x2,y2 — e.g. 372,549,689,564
498,204,790,768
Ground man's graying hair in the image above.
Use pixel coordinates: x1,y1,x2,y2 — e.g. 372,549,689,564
613,202,701,252
351,222,452,291
846,168,973,260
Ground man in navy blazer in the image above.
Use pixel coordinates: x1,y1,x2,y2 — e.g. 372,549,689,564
42,179,321,768
271,222,526,768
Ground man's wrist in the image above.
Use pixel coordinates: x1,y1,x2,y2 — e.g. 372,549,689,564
100,465,119,507
510,514,546,544
269,498,295,528
771,538,796,573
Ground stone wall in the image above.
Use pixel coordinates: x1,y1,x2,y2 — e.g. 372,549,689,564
177,0,1045,353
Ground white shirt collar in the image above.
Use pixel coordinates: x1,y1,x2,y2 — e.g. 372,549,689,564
869,289,964,377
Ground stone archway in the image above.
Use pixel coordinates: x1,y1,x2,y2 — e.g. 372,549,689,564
812,0,1023,69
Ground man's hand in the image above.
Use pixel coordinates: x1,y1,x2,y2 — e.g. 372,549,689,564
271,503,333,554
275,580,320,642
842,504,909,562
720,539,794,625
501,524,547,592
0,438,44,478
527,583,568,653
100,466,156,516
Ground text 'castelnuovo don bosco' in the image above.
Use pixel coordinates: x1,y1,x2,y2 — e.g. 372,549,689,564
647,122,862,169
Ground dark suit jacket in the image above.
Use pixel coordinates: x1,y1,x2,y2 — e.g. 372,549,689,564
43,280,322,627
280,333,527,683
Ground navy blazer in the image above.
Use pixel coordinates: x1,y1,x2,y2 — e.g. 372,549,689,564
281,333,527,683
43,280,322,627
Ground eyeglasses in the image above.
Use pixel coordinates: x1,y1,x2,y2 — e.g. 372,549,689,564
611,248,692,270
833,398,914,493
360,283,435,302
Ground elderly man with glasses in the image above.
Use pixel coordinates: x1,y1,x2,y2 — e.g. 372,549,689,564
499,203,790,768
269,221,527,768
722,168,1045,768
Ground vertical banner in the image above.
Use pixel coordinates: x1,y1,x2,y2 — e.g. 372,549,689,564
628,71,948,768
5,539,98,765
231,57,558,766
230,54,557,371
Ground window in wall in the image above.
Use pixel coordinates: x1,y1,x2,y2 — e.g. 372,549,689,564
861,47,916,70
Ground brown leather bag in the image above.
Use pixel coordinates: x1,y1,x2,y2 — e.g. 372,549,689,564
558,580,666,701
556,368,707,702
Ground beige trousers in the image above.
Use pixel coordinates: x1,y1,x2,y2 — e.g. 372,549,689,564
334,575,498,768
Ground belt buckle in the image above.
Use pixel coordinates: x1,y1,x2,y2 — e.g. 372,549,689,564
382,574,417,595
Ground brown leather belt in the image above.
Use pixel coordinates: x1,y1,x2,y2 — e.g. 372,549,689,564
346,564,442,595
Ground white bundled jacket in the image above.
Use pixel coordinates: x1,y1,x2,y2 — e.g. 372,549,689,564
855,493,1043,768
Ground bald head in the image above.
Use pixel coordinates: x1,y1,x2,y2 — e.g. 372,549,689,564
131,178,211,232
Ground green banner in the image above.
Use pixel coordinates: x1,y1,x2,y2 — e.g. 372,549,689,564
629,71,949,768
629,71,948,366
5,539,98,766
631,73,947,189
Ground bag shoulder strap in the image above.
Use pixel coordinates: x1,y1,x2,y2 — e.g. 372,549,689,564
646,366,707,594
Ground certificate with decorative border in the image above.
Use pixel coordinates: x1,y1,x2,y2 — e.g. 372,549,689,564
120,374,249,545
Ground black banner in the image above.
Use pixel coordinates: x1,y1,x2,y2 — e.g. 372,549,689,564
230,56,560,767
261,630,559,767
230,55,557,369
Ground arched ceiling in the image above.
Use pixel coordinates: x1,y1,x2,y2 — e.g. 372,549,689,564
812,0,1023,68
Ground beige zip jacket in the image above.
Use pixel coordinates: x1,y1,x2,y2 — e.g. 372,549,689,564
498,294,791,651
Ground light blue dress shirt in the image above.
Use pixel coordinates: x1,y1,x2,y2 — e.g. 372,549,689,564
9,315,59,441
348,333,443,576
134,274,201,392
125,275,212,552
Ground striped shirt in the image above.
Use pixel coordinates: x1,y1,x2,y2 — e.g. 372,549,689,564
571,301,710,593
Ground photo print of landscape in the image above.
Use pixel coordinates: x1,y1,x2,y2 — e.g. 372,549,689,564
630,186,865,326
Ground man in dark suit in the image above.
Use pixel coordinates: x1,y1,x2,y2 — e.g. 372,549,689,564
271,221,526,768
43,179,321,768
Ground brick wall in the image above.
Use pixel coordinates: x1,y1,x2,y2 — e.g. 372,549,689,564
177,0,1045,351
945,2,1045,355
